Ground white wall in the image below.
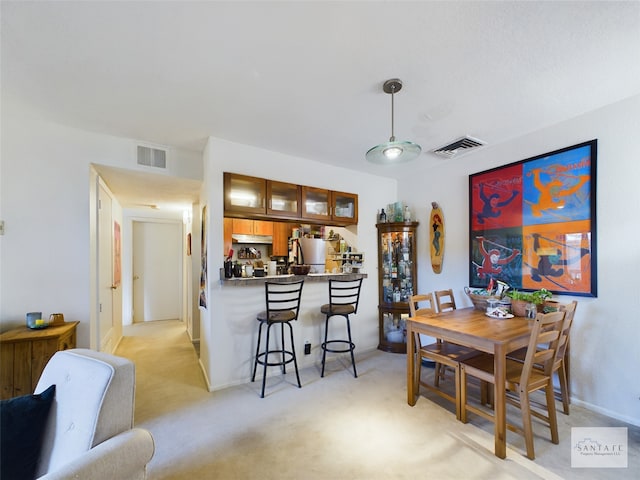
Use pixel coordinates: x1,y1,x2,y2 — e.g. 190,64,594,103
0,105,202,349
200,137,397,390
398,94,640,426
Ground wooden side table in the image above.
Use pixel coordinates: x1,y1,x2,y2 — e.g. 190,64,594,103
0,321,79,399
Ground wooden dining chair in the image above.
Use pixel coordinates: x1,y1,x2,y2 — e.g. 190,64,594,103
459,310,566,460
409,293,480,420
434,289,456,312
507,301,577,414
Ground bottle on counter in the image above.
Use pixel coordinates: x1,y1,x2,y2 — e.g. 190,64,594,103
379,208,387,223
404,205,411,222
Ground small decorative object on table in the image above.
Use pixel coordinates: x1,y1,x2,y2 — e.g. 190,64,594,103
48,313,65,325
506,288,552,317
464,287,500,311
26,311,47,329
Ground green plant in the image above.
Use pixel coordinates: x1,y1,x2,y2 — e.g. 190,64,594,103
506,288,552,304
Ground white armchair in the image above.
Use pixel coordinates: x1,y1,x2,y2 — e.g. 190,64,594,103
33,349,154,479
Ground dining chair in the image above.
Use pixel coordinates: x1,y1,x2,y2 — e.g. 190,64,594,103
409,293,480,420
459,310,566,460
432,288,458,384
434,289,456,312
507,301,577,414
320,278,363,378
251,280,304,398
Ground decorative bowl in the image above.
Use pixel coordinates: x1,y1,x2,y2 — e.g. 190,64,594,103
290,265,310,275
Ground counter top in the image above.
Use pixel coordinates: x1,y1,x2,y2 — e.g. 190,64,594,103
220,272,367,285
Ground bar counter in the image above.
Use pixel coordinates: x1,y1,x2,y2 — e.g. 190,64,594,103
209,271,372,391
219,272,367,285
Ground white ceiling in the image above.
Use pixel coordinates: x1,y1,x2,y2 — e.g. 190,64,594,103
3,1,640,208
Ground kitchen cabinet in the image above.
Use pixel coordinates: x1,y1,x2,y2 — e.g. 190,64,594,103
272,222,291,256
267,181,300,218
0,322,79,399
224,172,358,226
231,219,273,235
223,217,233,255
376,222,419,353
332,191,358,224
301,188,359,224
224,173,266,215
301,187,330,221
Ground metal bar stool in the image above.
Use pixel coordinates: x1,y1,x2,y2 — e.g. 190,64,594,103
251,280,304,398
320,278,363,378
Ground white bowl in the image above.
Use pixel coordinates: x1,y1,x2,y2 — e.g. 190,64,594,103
386,330,404,343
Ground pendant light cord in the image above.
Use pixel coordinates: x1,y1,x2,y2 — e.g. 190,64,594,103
389,84,396,142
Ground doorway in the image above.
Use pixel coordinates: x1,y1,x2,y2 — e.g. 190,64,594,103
132,220,182,323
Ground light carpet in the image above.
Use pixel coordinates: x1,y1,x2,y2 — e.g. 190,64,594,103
116,320,639,480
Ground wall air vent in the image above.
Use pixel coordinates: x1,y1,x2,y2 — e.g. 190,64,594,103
137,145,167,169
432,136,486,159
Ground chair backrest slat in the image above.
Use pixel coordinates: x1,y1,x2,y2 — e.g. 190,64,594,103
409,293,436,317
554,300,577,364
328,278,363,312
265,280,304,318
434,289,456,312
520,310,565,385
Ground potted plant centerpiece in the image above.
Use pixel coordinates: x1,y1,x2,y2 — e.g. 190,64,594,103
506,288,552,317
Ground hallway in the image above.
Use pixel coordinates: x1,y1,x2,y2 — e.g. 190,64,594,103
116,320,207,425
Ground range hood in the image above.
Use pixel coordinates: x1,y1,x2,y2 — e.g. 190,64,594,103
232,234,273,244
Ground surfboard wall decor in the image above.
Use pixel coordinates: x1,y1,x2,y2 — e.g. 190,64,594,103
430,201,445,273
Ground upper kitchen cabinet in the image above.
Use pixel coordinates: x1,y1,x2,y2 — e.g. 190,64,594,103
267,181,300,218
224,172,358,226
332,191,358,224
224,173,266,215
231,218,273,236
301,186,330,221
301,187,358,225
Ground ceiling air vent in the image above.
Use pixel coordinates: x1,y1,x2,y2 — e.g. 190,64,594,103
137,145,167,169
432,136,486,159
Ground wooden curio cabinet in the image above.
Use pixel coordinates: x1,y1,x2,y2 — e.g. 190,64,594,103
377,222,419,353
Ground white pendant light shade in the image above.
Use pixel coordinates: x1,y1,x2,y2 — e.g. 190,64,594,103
366,140,422,165
366,79,421,164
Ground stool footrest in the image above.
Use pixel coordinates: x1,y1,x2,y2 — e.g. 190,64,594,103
322,340,355,354
255,350,296,367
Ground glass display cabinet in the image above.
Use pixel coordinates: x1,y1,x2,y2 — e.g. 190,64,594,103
376,221,419,353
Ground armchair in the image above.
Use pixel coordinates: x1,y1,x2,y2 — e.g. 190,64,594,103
34,349,154,479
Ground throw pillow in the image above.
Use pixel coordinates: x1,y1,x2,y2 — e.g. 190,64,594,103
0,384,56,480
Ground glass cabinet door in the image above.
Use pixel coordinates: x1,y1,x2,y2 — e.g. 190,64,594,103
380,230,415,305
224,173,266,215
331,191,358,224
377,221,418,353
267,181,300,218
301,187,330,221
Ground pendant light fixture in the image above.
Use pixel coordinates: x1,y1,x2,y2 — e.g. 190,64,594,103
366,78,421,164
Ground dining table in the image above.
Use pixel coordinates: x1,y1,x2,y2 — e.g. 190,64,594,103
406,307,535,459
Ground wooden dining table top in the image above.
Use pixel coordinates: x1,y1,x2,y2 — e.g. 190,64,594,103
407,307,535,354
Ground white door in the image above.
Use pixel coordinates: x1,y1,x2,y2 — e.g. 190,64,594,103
132,221,182,322
98,184,114,351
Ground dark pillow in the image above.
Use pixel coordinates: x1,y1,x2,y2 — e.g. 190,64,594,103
1,384,56,480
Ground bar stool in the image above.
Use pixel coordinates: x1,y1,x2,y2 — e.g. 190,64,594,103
320,278,363,378
251,280,304,398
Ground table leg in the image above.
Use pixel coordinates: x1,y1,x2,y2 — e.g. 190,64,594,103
494,345,507,459
407,324,417,406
